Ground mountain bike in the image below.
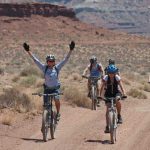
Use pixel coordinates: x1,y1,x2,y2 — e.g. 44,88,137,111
32,92,61,142
100,96,127,144
82,76,101,110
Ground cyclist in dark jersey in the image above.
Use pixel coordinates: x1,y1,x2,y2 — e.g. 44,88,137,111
100,64,126,133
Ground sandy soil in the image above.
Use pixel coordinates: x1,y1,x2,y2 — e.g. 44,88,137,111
0,95,150,150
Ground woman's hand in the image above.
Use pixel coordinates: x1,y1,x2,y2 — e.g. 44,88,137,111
23,42,30,51
69,41,75,51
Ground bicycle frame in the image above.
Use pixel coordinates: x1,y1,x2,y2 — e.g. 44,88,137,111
107,97,117,144
43,94,57,126
83,76,100,110
90,79,98,110
32,93,59,141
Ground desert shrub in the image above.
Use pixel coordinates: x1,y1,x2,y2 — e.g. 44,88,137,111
127,88,147,99
1,114,13,126
71,73,82,81
122,78,131,85
0,68,4,75
143,83,150,92
12,75,20,82
123,73,139,82
20,66,41,77
0,87,34,112
21,75,37,87
64,85,90,108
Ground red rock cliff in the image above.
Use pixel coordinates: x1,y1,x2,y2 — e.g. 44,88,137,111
0,3,76,18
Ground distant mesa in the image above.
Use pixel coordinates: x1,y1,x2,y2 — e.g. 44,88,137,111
0,3,76,18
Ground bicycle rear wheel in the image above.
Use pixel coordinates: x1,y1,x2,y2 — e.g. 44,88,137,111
109,111,117,144
42,110,49,142
50,111,56,139
91,86,96,110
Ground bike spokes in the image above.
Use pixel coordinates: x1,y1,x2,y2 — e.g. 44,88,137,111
42,110,49,142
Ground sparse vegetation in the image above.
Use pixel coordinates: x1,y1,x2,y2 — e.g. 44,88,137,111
1,114,14,126
143,83,150,92
71,73,82,81
20,66,41,77
12,75,20,82
122,77,131,85
0,68,4,75
21,75,37,87
0,87,34,112
64,85,91,108
127,88,147,99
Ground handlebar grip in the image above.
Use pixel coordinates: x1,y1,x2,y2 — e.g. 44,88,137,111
32,93,38,95
122,95,127,99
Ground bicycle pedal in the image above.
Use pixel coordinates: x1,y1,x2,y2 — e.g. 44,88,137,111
97,104,100,107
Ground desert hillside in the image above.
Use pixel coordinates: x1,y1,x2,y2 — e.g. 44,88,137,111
0,3,75,17
0,0,34,3
36,0,150,36
0,3,150,150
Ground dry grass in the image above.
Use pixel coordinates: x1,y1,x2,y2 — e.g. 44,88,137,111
0,113,15,126
64,85,91,108
127,88,147,99
20,66,41,77
71,73,82,81
122,77,131,85
143,83,150,92
21,75,37,87
0,87,34,112
0,68,4,75
122,73,138,82
12,75,20,82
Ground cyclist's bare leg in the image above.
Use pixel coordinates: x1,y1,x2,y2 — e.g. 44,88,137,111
106,103,111,126
116,96,121,115
88,79,91,96
116,96,123,123
96,81,100,97
55,100,60,114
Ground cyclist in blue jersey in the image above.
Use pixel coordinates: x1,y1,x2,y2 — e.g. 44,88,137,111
23,41,75,121
82,56,104,99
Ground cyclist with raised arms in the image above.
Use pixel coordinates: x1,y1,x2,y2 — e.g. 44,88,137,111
23,41,75,121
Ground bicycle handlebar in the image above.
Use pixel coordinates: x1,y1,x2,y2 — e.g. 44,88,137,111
32,93,63,97
82,75,101,80
99,95,127,101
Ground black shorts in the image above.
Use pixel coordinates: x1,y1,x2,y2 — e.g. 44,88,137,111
105,93,122,104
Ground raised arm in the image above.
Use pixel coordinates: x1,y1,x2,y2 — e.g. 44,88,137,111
23,43,45,72
56,41,75,71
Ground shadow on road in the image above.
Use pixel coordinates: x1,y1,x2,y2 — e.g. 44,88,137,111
85,139,110,144
21,138,45,143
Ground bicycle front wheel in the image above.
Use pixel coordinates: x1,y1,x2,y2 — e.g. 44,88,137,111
91,86,96,110
50,111,56,139
42,110,49,142
109,111,117,144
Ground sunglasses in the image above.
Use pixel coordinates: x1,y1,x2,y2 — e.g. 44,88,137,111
47,60,55,63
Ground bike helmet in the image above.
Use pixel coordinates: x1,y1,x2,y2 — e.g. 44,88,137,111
90,56,97,64
107,64,118,74
109,59,115,65
46,54,55,62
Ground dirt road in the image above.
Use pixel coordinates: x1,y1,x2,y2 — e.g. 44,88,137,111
0,97,150,150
